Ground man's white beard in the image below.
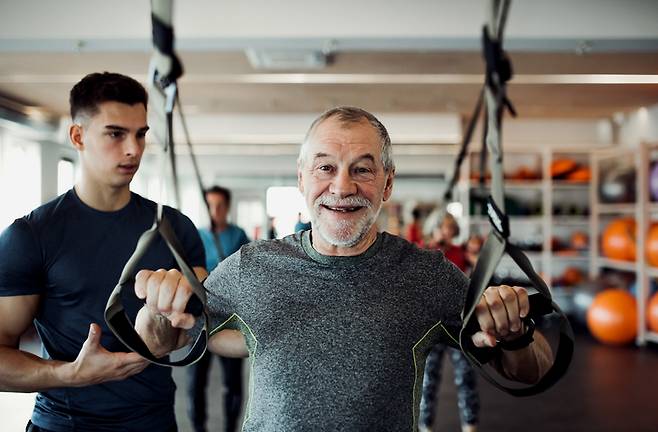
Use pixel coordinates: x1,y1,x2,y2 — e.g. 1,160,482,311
311,195,379,247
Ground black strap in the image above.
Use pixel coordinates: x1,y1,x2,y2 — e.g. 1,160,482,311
447,0,574,396
104,215,208,366
104,0,209,367
455,232,574,396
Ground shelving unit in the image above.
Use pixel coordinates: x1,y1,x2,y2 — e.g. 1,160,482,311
459,147,593,289
590,142,658,346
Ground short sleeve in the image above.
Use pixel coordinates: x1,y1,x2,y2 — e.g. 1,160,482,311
0,218,45,296
204,249,242,333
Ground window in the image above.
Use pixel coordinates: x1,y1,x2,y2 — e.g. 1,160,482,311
265,186,309,238
57,158,75,195
0,136,41,230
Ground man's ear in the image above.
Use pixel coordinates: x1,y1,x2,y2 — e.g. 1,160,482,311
297,164,304,194
382,169,395,202
69,124,84,151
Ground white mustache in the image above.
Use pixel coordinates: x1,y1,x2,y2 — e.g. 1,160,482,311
314,195,372,209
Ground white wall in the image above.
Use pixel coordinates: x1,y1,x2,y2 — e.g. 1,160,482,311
618,103,658,147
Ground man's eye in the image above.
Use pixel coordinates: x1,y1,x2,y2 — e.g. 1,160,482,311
108,131,124,139
318,165,333,172
355,167,372,174
137,132,147,139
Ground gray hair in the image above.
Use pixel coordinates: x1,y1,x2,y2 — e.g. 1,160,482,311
298,106,395,172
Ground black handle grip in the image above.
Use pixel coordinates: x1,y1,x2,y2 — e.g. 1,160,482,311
184,293,204,317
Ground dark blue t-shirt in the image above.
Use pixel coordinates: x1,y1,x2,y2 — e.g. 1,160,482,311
0,190,205,432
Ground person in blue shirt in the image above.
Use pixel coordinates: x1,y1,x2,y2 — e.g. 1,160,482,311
188,185,250,432
294,212,312,233
0,72,206,432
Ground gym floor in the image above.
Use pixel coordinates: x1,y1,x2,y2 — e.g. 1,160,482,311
171,330,658,432
4,330,657,431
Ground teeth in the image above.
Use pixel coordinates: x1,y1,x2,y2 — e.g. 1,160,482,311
327,206,358,212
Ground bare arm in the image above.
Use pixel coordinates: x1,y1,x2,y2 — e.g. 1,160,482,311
134,268,249,358
0,295,147,392
134,266,208,357
496,330,552,384
208,329,249,358
471,285,553,384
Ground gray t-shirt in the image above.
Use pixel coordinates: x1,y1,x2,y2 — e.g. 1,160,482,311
204,231,468,432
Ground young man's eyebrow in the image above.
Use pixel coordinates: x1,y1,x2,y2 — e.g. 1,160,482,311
104,125,150,133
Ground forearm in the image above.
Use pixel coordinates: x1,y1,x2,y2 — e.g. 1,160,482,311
0,346,71,392
495,331,552,384
208,329,249,358
134,307,183,357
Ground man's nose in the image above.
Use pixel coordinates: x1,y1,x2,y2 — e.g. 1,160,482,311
124,135,141,156
329,168,357,197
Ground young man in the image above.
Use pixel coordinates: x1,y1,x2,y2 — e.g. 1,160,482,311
134,107,553,431
188,185,249,432
0,72,206,431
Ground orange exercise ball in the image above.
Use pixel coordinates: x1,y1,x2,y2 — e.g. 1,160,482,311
587,289,637,345
551,159,578,179
646,223,658,267
570,231,589,250
563,267,585,286
601,218,636,261
648,292,658,333
566,167,591,183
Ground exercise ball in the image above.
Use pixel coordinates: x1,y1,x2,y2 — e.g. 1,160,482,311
587,289,637,345
566,167,591,183
551,159,578,179
648,292,658,333
646,223,658,267
650,162,658,201
563,267,585,286
599,165,636,203
601,218,636,261
570,231,588,250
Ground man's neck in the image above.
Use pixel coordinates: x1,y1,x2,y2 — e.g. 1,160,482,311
311,227,378,257
213,221,228,233
74,180,131,212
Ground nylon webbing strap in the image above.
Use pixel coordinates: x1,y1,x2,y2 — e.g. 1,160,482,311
448,0,574,396
105,216,208,366
104,0,209,366
176,98,227,261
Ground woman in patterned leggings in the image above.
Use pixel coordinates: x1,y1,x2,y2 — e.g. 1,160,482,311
419,215,481,432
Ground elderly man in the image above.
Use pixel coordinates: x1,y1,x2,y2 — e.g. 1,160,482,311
136,107,551,431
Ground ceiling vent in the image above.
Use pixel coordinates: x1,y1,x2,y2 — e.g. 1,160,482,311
246,48,330,70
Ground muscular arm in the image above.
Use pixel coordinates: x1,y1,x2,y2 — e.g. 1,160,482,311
0,295,62,392
0,295,147,392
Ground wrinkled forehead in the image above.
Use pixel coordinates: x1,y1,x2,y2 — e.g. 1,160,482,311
305,117,382,160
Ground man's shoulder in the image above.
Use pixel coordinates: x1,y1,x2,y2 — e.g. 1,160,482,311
379,232,448,265
239,234,302,259
20,190,77,229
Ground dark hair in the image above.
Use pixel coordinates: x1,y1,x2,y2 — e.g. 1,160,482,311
69,72,148,121
205,185,231,205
